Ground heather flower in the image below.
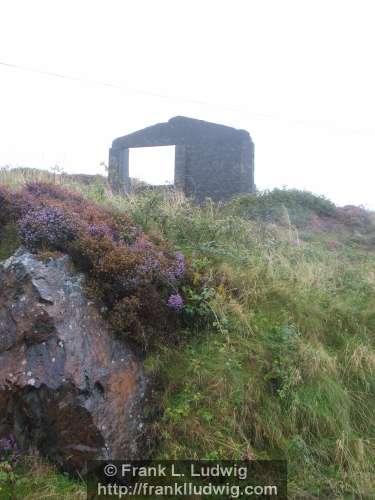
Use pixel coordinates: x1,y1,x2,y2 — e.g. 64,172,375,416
0,434,20,463
88,223,114,240
19,206,78,250
166,251,185,281
173,251,185,278
0,434,16,451
131,236,164,274
167,293,184,311
139,256,161,273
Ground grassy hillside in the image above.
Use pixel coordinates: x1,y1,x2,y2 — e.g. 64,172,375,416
1,168,375,498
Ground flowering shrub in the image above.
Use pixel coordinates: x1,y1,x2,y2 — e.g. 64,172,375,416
24,181,85,206
19,206,78,250
0,186,33,226
72,230,187,348
0,182,192,349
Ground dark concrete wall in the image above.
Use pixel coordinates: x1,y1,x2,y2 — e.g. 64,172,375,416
182,140,254,201
108,147,131,194
109,116,254,201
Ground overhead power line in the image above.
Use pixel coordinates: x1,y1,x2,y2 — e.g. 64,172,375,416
0,60,250,107
0,60,283,123
1,60,374,136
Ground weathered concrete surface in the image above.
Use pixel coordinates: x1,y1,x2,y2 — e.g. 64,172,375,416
0,249,146,473
109,116,255,202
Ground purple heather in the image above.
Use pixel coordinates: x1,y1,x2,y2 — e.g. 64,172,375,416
167,293,184,311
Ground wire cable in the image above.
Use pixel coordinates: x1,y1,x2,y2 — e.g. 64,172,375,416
1,60,374,136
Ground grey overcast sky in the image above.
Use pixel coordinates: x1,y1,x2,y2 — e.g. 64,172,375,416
1,0,374,207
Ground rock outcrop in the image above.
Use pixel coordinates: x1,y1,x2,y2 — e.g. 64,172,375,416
0,249,146,474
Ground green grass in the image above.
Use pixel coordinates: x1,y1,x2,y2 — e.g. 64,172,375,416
114,189,375,498
0,456,85,499
0,224,21,260
1,168,375,498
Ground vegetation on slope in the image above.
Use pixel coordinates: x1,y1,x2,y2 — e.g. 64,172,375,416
0,181,197,351
1,168,375,498
116,189,375,498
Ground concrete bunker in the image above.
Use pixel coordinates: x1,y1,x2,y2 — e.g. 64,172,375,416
108,116,255,202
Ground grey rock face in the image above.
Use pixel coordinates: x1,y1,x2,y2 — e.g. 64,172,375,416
0,249,146,473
